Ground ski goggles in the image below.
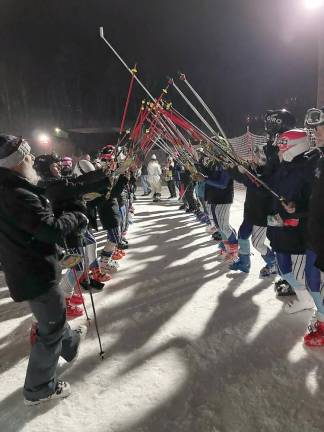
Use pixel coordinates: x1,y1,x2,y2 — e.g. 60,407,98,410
304,108,324,128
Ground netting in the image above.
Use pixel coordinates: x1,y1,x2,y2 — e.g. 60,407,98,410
229,130,267,191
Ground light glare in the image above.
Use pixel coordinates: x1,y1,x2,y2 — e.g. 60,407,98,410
303,0,324,10
38,133,50,145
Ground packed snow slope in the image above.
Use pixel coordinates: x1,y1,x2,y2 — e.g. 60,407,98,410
0,190,323,432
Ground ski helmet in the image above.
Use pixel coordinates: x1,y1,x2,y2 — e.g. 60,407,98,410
100,145,115,161
264,109,296,136
304,107,324,128
151,154,157,160
34,153,62,178
0,135,31,169
275,129,310,162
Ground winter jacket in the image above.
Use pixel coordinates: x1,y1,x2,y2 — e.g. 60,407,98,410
266,154,313,254
38,170,110,245
0,168,85,302
200,164,234,204
228,165,272,227
97,175,129,230
308,149,324,270
141,164,148,176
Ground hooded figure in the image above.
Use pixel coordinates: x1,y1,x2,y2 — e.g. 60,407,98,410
147,154,162,202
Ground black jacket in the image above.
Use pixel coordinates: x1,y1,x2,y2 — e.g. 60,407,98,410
201,165,233,205
267,155,313,254
39,170,110,241
308,150,324,270
97,175,129,230
228,165,272,227
0,168,84,302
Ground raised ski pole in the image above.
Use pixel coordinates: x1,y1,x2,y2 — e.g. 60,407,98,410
98,27,284,202
119,64,137,135
179,73,229,142
170,107,285,202
169,78,218,138
100,27,156,103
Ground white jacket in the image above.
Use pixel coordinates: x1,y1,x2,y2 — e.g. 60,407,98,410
147,161,162,178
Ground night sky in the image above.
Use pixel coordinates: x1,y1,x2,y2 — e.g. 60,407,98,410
0,0,319,138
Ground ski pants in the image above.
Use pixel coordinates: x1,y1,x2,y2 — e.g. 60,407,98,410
276,252,306,291
24,285,80,401
140,175,150,194
238,220,275,263
60,230,98,297
305,249,324,316
207,204,219,228
148,177,162,195
167,180,176,197
215,204,237,244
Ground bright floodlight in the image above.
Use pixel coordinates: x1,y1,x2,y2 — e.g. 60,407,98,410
304,0,324,10
38,133,50,145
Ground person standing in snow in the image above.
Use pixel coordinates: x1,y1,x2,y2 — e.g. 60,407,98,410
0,135,88,405
303,107,324,346
266,129,315,314
147,154,162,202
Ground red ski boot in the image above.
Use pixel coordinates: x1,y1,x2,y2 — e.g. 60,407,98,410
66,298,84,319
69,292,85,305
304,320,324,347
223,241,239,262
91,267,112,283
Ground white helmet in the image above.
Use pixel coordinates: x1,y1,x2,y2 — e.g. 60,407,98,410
73,159,95,176
151,154,157,160
275,129,310,162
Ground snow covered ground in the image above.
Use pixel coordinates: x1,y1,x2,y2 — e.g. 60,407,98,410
1,189,324,432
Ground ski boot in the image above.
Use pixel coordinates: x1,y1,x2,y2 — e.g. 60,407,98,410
81,278,105,291
229,254,251,273
100,255,119,274
69,292,85,305
212,231,223,242
304,315,324,347
215,241,227,259
91,267,112,283
118,241,128,250
66,298,84,319
223,241,239,262
274,279,295,296
112,249,125,260
259,264,277,278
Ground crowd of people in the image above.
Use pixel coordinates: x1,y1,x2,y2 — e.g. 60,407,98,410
0,105,324,406
172,106,324,348
0,140,138,405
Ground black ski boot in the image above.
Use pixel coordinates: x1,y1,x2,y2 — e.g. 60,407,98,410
275,279,295,296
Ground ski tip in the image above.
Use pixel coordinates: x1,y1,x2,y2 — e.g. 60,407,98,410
99,27,104,38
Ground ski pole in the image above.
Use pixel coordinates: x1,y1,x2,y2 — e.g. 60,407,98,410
80,240,105,359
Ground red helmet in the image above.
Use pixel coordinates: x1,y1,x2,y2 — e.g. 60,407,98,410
101,145,115,161
275,129,310,162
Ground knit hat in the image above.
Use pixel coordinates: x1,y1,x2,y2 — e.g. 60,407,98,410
0,135,31,169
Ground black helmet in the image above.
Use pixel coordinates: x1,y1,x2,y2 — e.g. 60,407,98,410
264,109,296,136
34,153,61,178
